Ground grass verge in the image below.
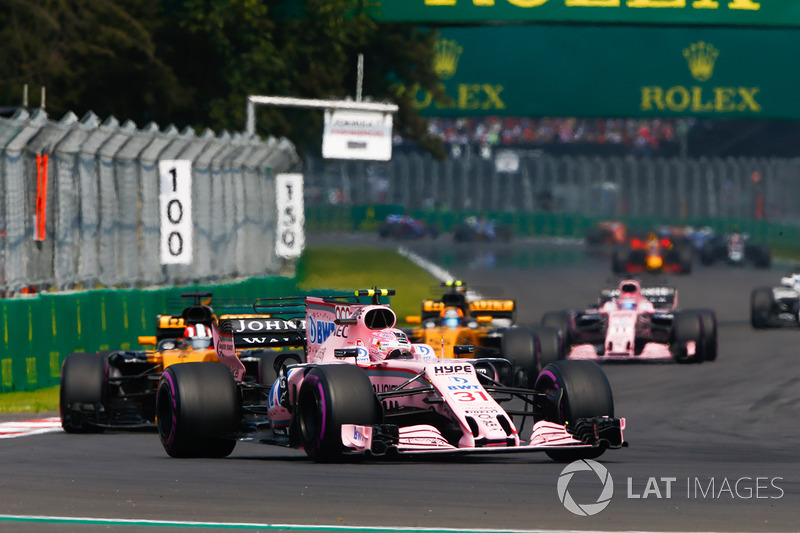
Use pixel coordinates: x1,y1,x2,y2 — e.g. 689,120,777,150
296,246,439,320
0,245,440,414
0,386,59,414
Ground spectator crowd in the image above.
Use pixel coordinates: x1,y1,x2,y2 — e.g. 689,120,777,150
421,116,691,157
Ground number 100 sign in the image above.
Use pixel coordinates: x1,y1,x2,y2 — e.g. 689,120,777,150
158,160,193,265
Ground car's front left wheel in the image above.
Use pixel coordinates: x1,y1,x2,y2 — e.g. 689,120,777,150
297,364,380,462
157,363,238,458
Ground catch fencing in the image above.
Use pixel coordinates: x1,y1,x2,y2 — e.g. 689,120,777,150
305,150,800,225
0,108,300,295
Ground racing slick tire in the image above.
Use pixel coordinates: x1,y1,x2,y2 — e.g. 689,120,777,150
60,352,107,433
678,245,694,274
531,327,565,371
611,248,628,274
698,309,718,361
670,311,704,363
541,311,572,350
501,327,539,388
533,360,614,462
751,244,772,269
700,242,717,266
156,362,238,458
297,364,381,462
750,288,774,329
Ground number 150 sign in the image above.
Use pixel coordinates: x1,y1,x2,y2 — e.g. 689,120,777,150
158,160,193,265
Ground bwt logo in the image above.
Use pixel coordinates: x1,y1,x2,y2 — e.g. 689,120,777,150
308,316,335,345
557,459,614,516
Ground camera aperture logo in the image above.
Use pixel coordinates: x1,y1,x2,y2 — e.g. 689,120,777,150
557,459,614,516
557,460,785,517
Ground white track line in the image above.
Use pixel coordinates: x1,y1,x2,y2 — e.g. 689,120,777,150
397,246,483,300
0,417,62,439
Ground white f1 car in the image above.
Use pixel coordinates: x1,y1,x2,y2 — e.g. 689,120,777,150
751,274,800,328
155,290,626,462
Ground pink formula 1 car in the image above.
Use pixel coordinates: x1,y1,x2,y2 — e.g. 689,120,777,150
542,279,717,364
156,290,625,462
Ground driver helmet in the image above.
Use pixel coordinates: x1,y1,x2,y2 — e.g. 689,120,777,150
184,323,212,349
441,307,464,328
368,329,412,361
618,298,637,310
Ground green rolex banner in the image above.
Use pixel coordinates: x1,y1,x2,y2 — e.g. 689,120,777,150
404,25,800,118
372,0,798,27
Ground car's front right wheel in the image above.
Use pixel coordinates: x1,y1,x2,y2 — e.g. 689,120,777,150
534,360,614,462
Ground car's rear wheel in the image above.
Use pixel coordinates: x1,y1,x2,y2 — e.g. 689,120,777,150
750,288,774,329
700,243,717,265
611,248,628,274
501,327,539,388
297,364,380,462
698,309,718,361
752,244,771,269
671,311,704,363
541,311,572,351
60,352,107,433
532,326,564,372
157,363,238,458
678,245,694,274
534,360,614,462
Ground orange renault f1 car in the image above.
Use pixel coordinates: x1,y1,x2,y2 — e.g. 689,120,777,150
403,281,564,387
155,289,626,462
59,293,303,432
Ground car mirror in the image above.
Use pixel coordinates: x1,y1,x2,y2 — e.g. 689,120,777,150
453,345,475,356
334,348,359,359
138,336,157,346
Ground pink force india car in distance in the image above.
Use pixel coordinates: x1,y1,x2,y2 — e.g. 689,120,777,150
541,279,717,364
155,289,626,462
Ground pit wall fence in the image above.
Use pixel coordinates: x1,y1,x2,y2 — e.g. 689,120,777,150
0,276,298,392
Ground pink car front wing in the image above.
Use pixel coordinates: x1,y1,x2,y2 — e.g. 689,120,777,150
568,341,695,361
341,418,625,455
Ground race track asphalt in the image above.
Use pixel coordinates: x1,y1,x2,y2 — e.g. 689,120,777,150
1,233,798,532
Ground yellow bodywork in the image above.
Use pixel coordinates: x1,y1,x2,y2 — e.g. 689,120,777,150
405,281,514,360
407,325,484,359
137,335,220,371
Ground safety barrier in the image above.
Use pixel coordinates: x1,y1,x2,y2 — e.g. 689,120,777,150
0,108,300,295
0,276,298,392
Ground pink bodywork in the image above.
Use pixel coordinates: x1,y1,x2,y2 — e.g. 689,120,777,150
568,280,693,362
256,296,618,455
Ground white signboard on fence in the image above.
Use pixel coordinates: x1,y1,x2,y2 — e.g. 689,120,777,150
275,173,305,258
322,109,393,161
158,160,193,264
